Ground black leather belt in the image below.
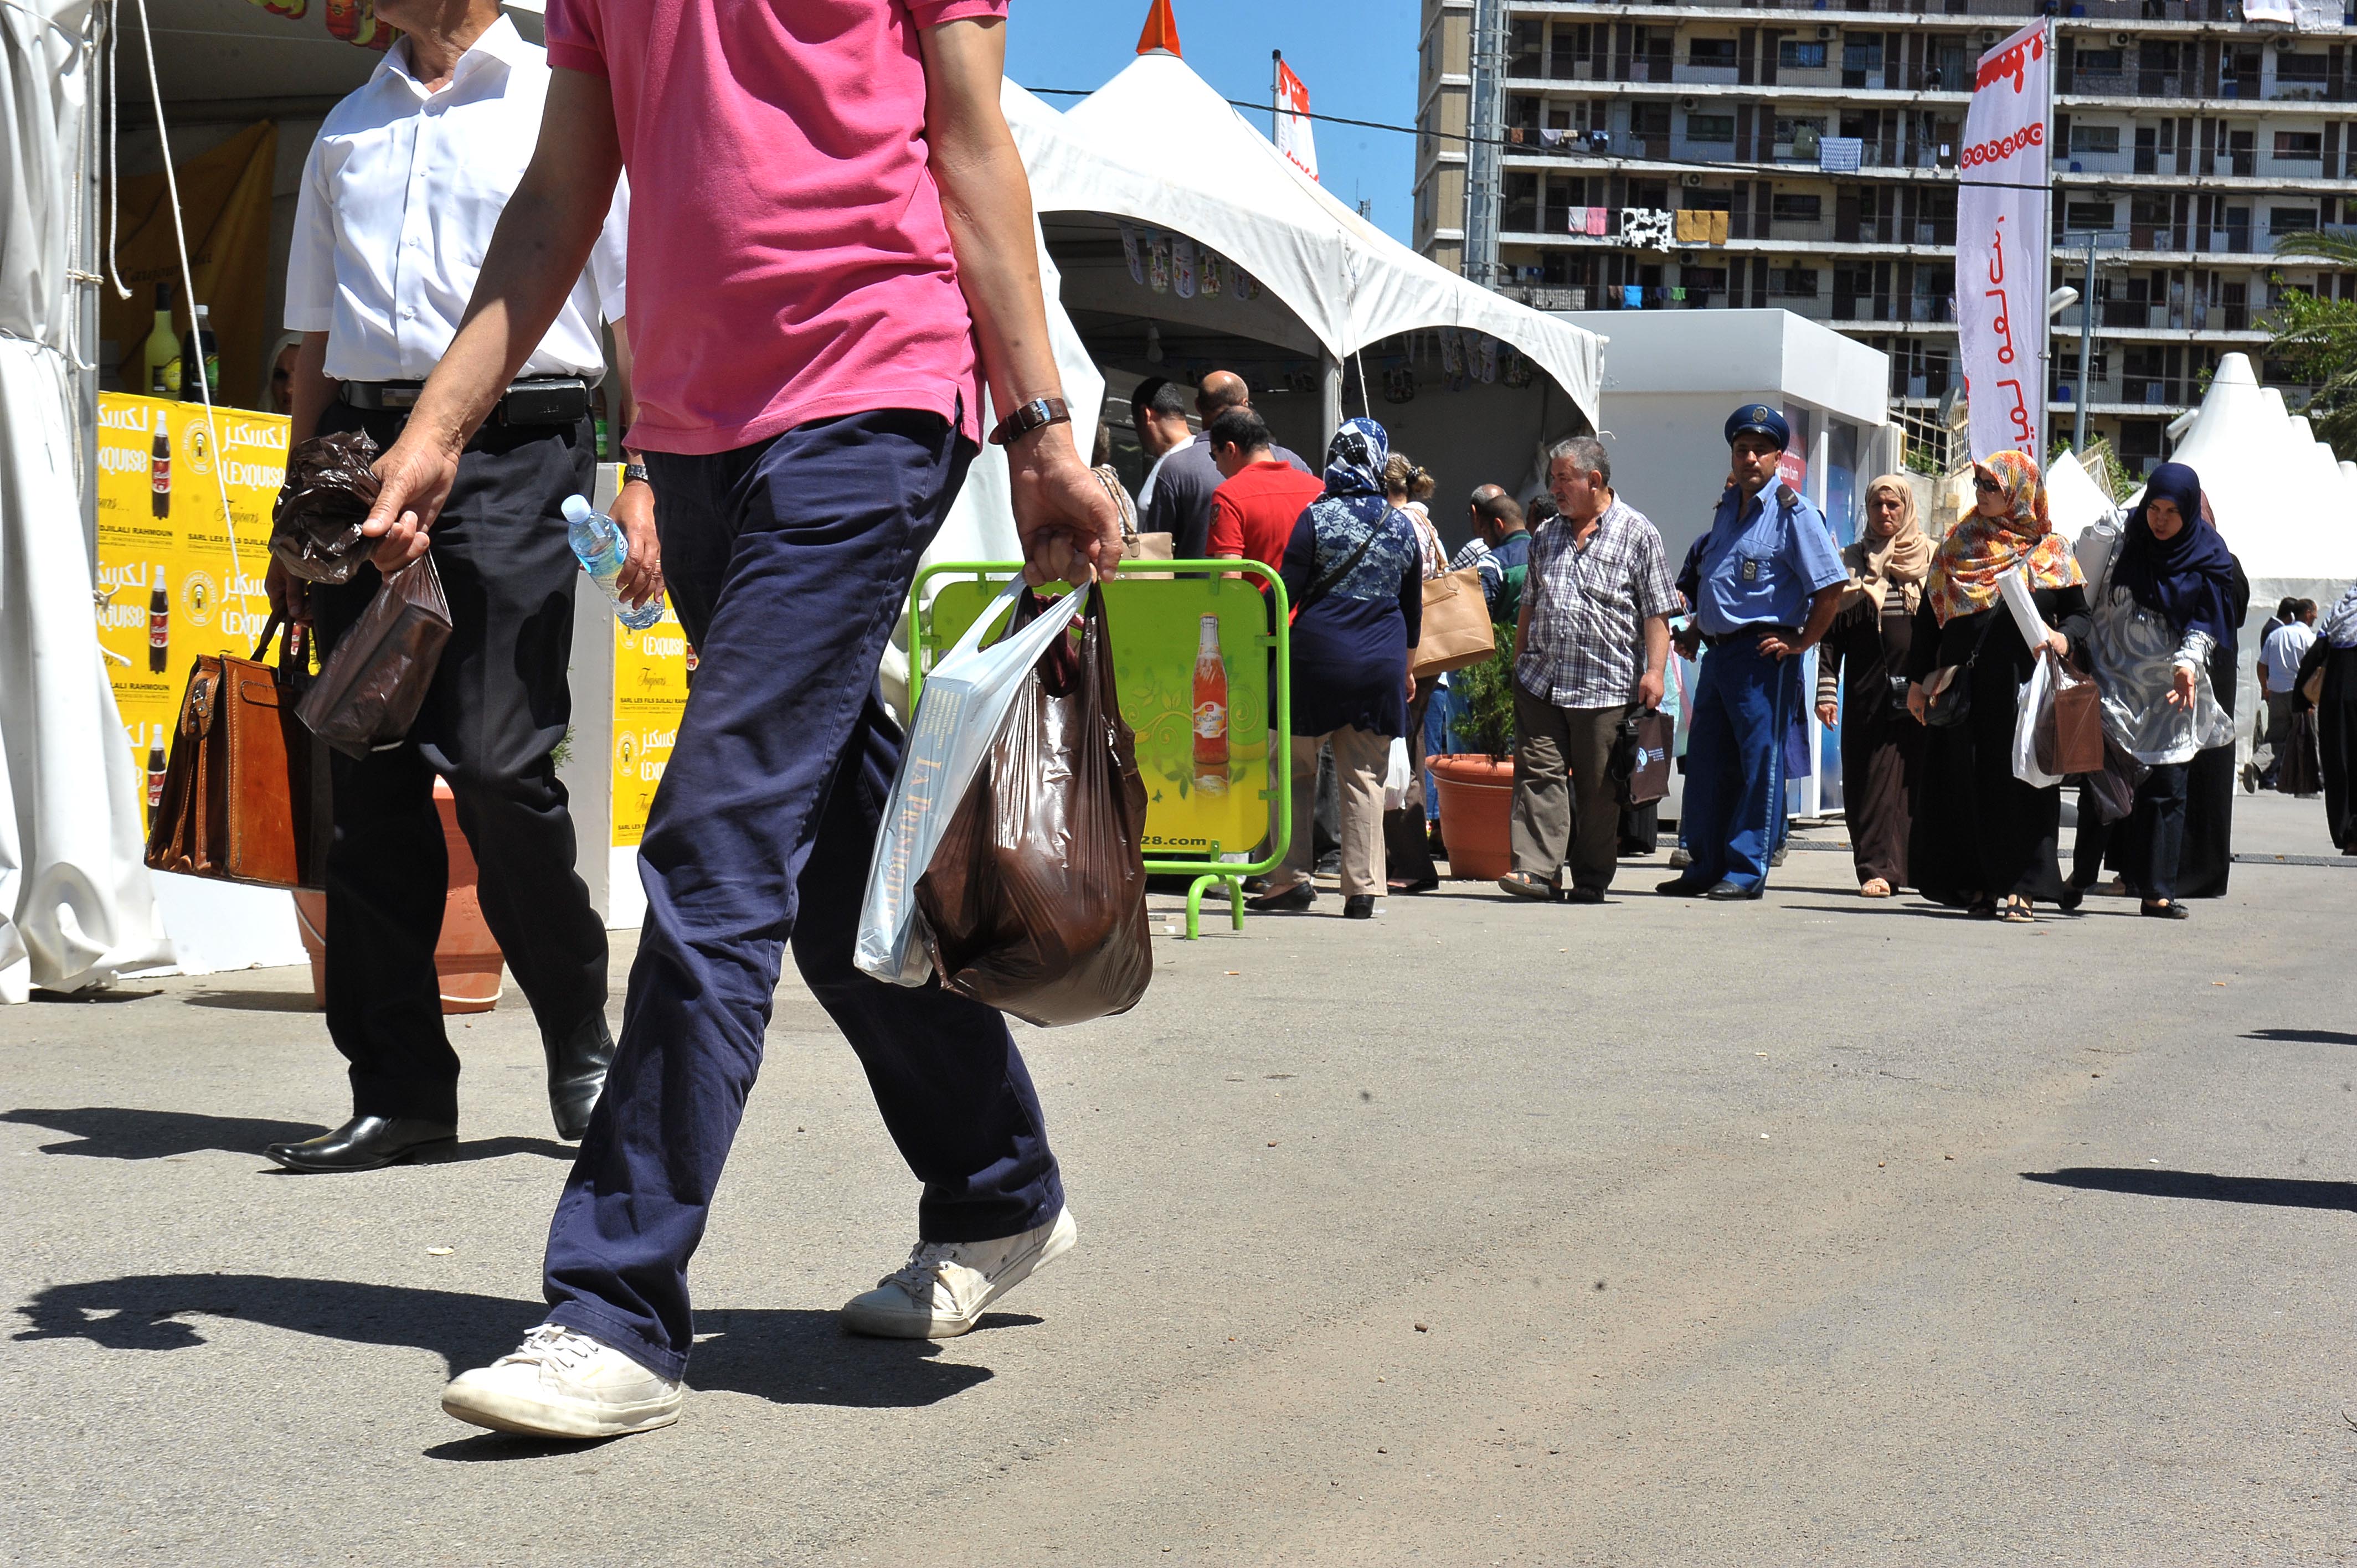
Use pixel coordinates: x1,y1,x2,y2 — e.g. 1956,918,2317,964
1704,625,1799,649
341,375,592,426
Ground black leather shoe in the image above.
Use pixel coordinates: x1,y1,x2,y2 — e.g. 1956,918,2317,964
1342,894,1376,919
1247,882,1315,913
1565,886,1606,905
1704,879,1761,901
546,1015,616,1142
265,1115,457,1173
1655,876,1710,897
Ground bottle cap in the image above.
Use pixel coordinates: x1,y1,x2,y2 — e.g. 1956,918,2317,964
560,495,593,524
193,305,209,322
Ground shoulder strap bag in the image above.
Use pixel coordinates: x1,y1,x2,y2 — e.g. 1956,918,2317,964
1921,610,2001,730
1293,512,1386,618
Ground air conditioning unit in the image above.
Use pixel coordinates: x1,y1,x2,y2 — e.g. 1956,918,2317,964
1679,95,1699,110
2273,33,2297,49
1682,171,1705,188
2111,31,2134,46
1982,28,2001,43
1816,24,1838,41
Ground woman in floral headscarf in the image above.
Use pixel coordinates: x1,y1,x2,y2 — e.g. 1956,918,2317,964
1901,450,2093,921
1250,418,1425,920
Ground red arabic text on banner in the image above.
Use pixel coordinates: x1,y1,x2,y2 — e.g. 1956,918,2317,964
1276,60,1319,183
1955,18,2050,466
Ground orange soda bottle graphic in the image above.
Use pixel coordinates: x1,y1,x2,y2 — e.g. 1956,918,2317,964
1192,613,1228,770
147,564,169,673
145,724,167,812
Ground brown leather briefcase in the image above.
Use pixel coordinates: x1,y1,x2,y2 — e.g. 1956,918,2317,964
144,616,332,891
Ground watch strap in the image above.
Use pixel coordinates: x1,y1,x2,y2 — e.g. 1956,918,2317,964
988,396,1071,447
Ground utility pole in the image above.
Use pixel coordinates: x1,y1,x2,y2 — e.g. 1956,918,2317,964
1465,0,1507,288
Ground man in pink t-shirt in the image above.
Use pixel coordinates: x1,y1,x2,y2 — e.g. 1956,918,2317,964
358,0,1121,1440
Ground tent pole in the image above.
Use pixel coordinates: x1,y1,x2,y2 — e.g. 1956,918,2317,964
1319,351,1342,445
77,7,102,573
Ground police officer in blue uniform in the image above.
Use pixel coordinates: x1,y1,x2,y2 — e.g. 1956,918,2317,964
1659,405,1848,900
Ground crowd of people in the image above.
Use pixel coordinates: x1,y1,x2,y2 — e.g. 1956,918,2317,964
1151,381,2357,924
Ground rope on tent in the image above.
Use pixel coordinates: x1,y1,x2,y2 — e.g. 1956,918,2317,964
125,0,241,589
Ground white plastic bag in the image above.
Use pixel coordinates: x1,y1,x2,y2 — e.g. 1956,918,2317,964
2012,648,2064,789
1380,736,1412,812
856,577,1091,987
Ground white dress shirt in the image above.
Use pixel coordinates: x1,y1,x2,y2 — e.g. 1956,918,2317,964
285,14,627,383
2262,620,2318,692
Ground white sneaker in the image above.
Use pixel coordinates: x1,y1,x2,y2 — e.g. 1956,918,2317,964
840,1206,1078,1339
440,1323,684,1438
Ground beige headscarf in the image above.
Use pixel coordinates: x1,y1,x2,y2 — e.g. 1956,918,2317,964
1843,473,1932,616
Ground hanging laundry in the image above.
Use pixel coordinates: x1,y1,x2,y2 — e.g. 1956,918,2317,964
1674,209,1709,245
1706,210,1730,246
1118,222,1144,286
1670,286,1687,302
1584,207,1608,236
1619,208,1674,252
1538,126,1569,150
1623,284,1644,309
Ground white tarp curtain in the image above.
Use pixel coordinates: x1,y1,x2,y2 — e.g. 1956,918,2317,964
1010,59,1604,432
2078,354,2357,761
0,0,173,999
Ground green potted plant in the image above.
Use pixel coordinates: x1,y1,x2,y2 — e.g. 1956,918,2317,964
1425,625,1519,880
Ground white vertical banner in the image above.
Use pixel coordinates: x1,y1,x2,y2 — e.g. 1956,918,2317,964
1956,19,2052,465
1275,58,1319,182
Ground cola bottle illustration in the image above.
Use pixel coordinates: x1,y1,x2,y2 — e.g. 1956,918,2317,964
147,563,169,673
150,426,170,519
1192,613,1228,770
146,724,167,812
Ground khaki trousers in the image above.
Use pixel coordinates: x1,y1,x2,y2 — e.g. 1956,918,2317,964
1509,687,1630,893
1282,726,1390,897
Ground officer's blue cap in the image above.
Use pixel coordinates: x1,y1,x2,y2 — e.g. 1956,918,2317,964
1725,403,1790,448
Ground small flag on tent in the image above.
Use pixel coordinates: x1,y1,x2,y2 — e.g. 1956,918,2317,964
1275,58,1319,183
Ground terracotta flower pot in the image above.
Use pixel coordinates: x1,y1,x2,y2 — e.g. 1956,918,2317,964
289,780,505,1014
1427,753,1515,881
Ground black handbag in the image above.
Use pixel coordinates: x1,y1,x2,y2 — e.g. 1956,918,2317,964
1921,613,2000,730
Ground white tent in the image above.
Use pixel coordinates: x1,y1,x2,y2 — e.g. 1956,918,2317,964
1006,53,1603,439
2159,353,2357,751
0,0,173,999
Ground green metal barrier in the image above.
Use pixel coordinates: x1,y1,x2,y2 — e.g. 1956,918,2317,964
910,559,1291,940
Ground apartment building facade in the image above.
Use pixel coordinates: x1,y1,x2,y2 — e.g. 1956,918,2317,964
1415,0,2357,473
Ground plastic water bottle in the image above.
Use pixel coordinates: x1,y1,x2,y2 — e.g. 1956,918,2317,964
563,494,663,631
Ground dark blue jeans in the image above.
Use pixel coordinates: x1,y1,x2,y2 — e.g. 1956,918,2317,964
542,409,1064,1381
1679,637,1800,894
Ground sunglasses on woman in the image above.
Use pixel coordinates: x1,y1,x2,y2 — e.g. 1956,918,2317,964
1974,476,2002,494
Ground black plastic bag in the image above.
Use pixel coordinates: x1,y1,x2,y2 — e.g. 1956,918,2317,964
2083,731,2150,824
916,584,1152,1028
271,430,382,585
295,555,453,759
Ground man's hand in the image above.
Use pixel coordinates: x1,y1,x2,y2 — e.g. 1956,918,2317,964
1405,670,1418,702
361,427,462,572
264,556,311,626
1008,433,1121,587
1816,699,1838,727
1673,623,1702,661
610,478,663,608
1638,667,1665,710
1758,631,1798,661
2166,662,2198,710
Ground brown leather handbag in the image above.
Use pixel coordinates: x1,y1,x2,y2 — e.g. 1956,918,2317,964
1409,566,1496,679
144,616,332,891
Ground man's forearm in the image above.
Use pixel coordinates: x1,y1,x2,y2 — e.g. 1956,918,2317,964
1642,612,1669,675
1795,585,1842,652
287,332,338,445
925,22,1064,416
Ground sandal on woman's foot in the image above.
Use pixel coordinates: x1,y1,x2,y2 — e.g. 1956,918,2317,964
2140,899,2190,920
1999,896,2036,924
1859,878,1892,898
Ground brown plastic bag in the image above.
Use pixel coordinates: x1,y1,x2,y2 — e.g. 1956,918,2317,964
295,554,454,759
271,430,383,585
916,584,1153,1028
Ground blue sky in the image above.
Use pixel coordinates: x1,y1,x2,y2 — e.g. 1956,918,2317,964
1003,0,1421,242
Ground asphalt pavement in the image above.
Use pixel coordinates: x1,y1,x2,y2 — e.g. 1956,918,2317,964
5,792,2353,1565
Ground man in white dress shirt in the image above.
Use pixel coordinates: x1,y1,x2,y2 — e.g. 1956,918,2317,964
262,0,653,1173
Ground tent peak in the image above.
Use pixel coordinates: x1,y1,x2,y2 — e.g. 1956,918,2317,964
1136,0,1181,56
2212,352,2257,387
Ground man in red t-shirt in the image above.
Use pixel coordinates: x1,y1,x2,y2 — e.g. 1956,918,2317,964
1206,408,1324,591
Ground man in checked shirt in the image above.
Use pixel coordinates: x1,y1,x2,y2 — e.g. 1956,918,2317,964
1497,436,1676,904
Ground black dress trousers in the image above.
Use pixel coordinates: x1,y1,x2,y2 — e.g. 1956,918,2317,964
307,401,610,1125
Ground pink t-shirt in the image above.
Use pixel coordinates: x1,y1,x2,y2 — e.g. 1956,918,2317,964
544,0,1000,455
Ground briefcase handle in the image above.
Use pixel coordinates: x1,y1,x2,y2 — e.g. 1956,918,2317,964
251,612,316,694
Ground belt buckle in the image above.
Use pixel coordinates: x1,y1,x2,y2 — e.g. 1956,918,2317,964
379,385,420,410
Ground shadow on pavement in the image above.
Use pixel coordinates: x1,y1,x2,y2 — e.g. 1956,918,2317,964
12,1273,1022,1416
2242,1028,2357,1048
2,1107,572,1165
182,991,323,1013
2022,1168,2357,1211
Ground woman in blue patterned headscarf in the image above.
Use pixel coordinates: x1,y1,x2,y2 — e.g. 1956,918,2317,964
1251,417,1426,920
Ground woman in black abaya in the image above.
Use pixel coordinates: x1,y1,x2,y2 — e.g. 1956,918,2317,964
2301,584,2357,853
